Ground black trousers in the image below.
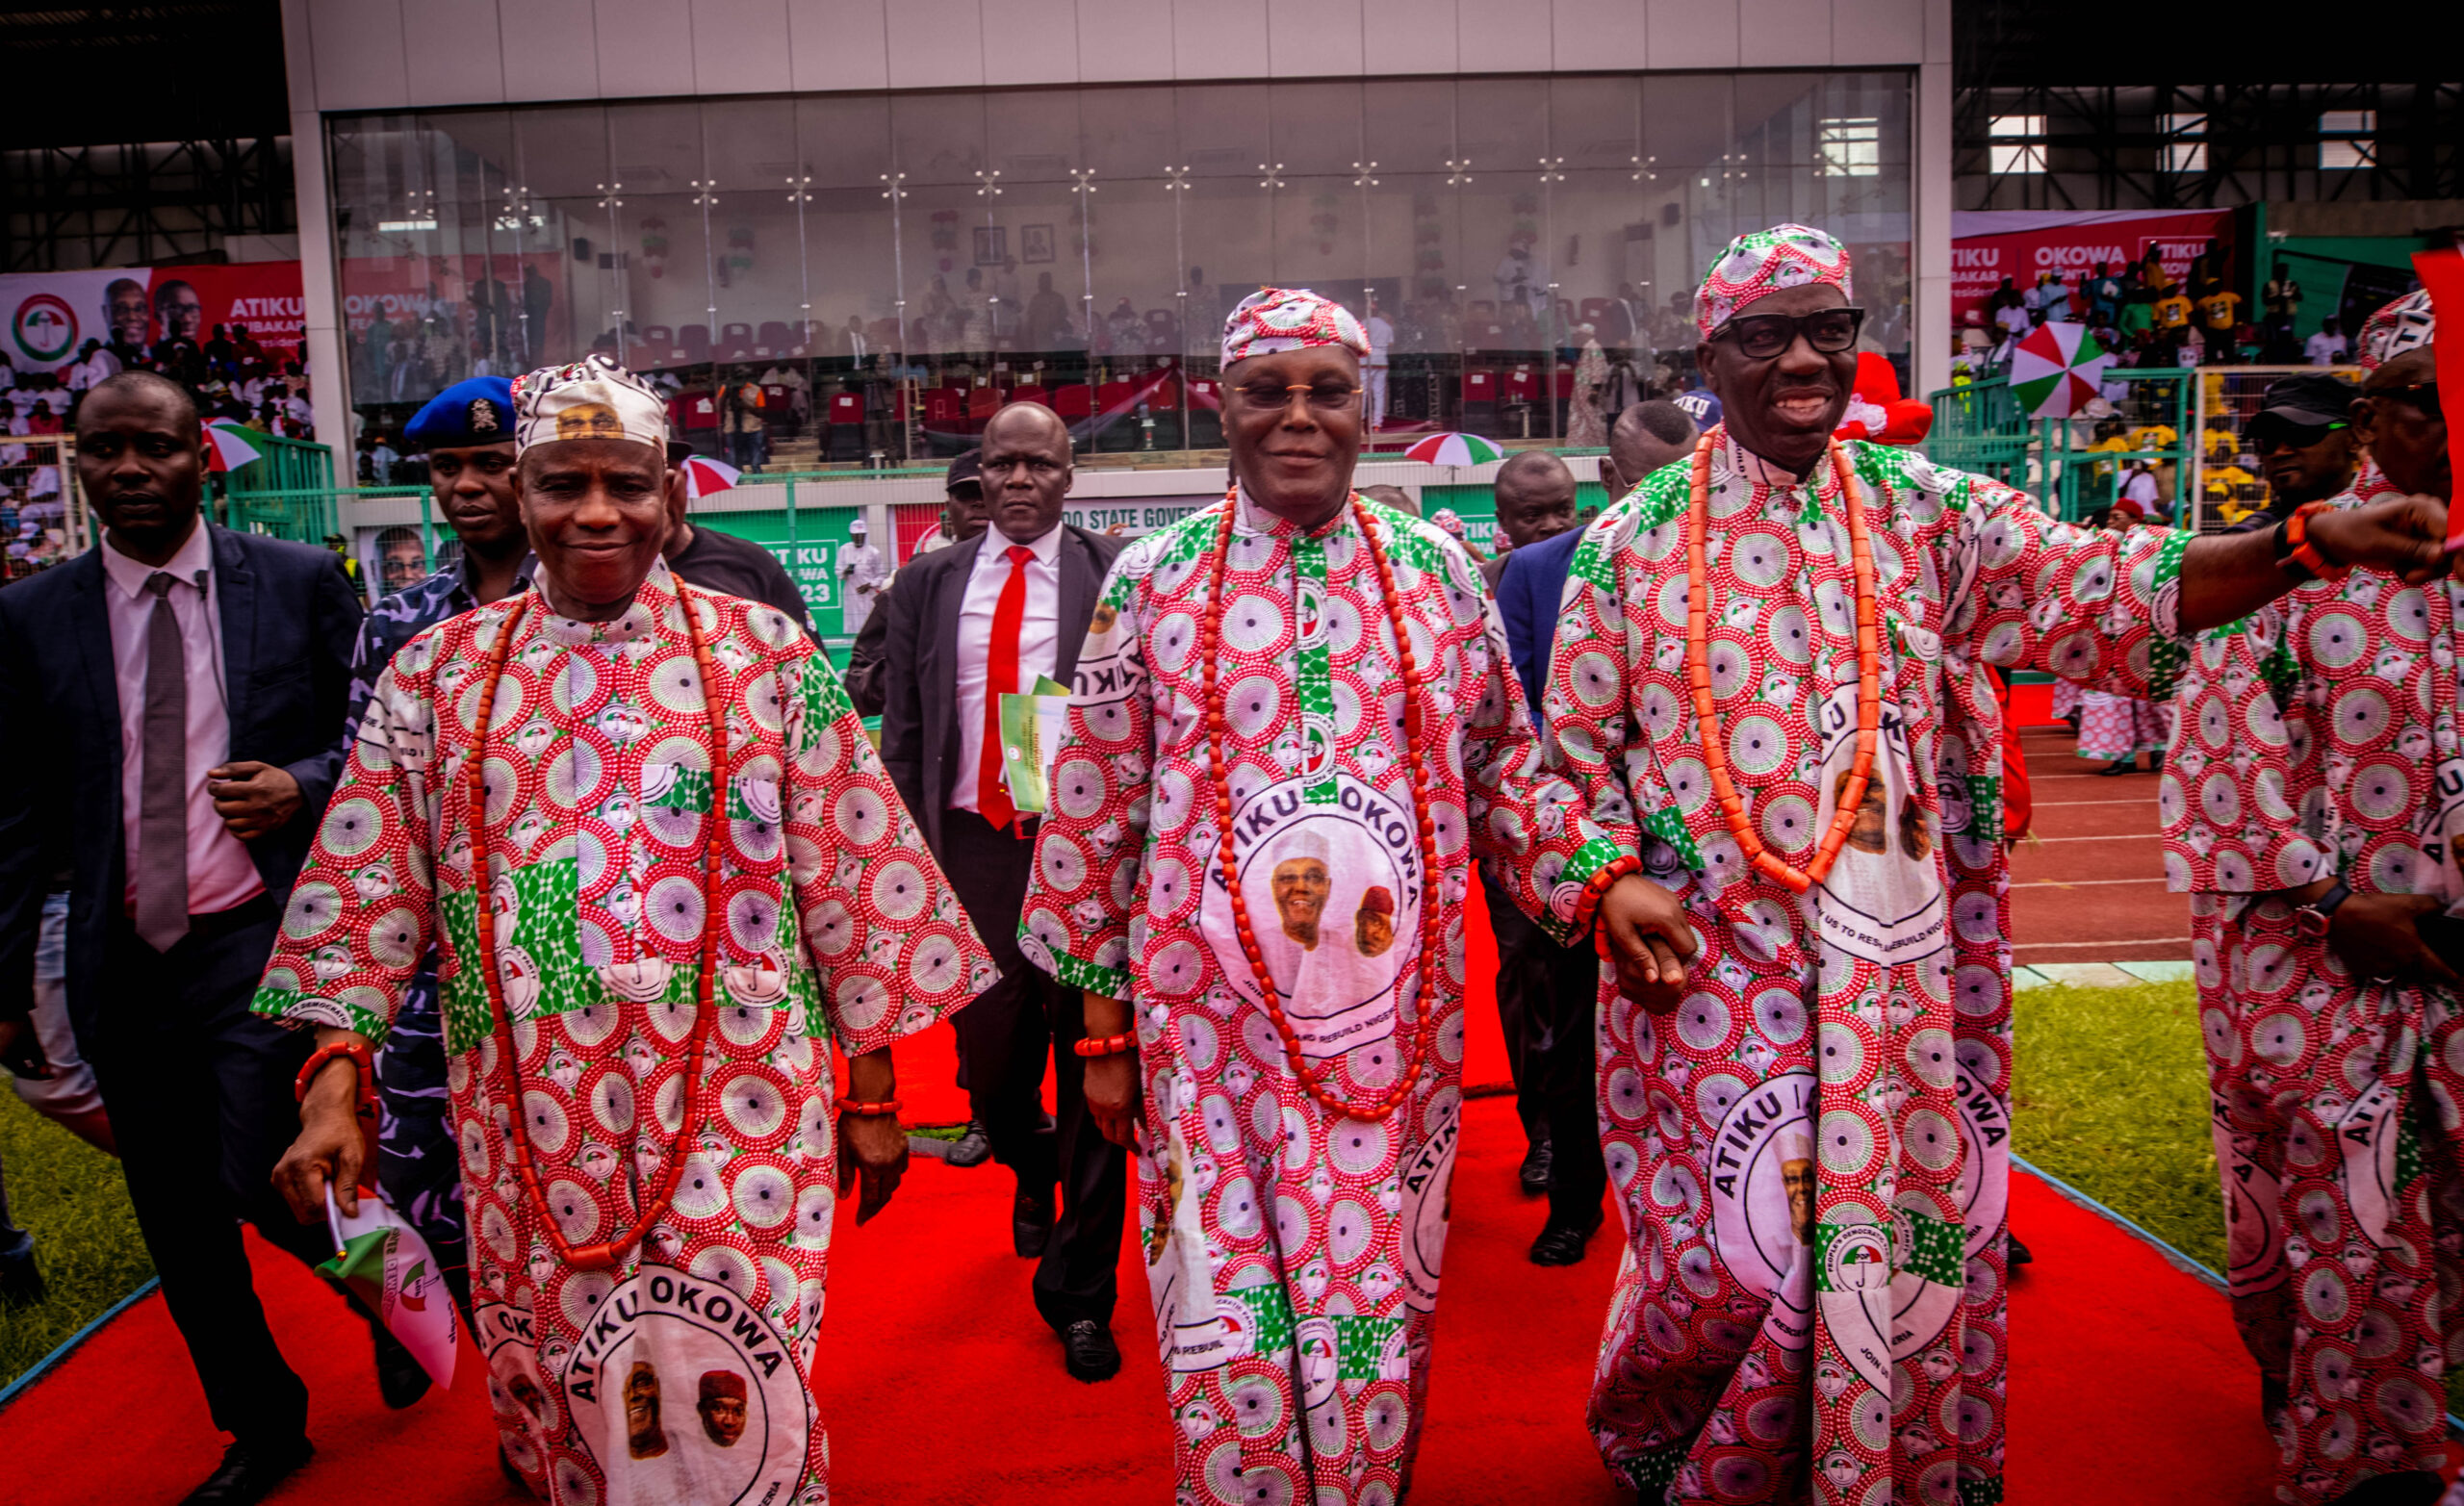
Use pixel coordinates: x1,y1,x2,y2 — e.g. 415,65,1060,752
78,901,341,1446
939,807,1128,1330
1482,875,1609,1230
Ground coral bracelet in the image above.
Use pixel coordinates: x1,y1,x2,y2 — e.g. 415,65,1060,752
1072,1032,1137,1059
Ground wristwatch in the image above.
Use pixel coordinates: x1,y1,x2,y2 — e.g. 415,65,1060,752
2296,878,2351,941
2273,501,2352,584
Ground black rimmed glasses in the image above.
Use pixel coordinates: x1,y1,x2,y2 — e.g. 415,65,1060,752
1713,306,1866,361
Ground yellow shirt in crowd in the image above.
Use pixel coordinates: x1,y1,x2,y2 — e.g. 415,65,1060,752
2154,294,2194,330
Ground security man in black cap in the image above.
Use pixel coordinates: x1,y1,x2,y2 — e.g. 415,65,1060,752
2232,371,2363,532
843,448,988,717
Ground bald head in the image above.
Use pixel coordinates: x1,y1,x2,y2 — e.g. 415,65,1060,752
1492,449,1578,550
1604,400,1699,498
1358,483,1418,517
981,400,1075,544
84,370,202,437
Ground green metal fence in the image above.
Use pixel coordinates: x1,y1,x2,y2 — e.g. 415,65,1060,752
220,431,343,542
1924,370,2194,523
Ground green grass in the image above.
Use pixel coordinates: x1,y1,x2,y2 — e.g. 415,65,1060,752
0,1091,154,1394
2012,980,2224,1274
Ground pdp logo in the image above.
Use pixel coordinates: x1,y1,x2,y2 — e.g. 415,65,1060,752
12,294,78,365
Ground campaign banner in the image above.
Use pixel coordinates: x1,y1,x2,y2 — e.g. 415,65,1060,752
1,263,308,370
1950,210,2233,327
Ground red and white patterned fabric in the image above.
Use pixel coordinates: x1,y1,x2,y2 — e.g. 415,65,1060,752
1538,429,2178,1504
1219,287,1372,367
2188,480,2464,1504
2048,676,2084,723
255,563,989,1506
1020,490,1611,1503
2355,288,2435,371
2156,465,2397,896
2074,690,2171,762
2191,891,2464,1506
1693,224,1854,339
511,352,672,454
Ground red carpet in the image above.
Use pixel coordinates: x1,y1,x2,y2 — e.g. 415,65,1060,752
2,1129,2293,1501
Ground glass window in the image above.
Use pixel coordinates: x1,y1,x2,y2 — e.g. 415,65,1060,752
2160,114,2206,174
1989,113,2046,175
2320,110,2375,170
325,69,1913,472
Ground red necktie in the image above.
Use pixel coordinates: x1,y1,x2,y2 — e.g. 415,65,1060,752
978,545,1034,833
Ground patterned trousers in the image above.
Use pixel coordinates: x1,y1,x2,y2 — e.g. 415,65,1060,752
2191,893,2464,1505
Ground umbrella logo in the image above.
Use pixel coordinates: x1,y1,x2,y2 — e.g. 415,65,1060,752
12,294,77,364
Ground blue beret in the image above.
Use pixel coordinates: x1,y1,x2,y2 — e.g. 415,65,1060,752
403,376,517,449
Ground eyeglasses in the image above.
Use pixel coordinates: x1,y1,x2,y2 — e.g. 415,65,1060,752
2247,415,2346,450
1227,380,1365,413
1712,306,1866,361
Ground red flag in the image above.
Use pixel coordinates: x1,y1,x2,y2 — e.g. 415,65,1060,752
2409,249,2464,550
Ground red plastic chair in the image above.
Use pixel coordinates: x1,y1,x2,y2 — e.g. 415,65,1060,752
922,388,964,427
1050,385,1092,421
1012,383,1050,406
1504,368,1539,404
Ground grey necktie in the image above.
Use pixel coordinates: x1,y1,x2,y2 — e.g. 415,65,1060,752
135,571,190,952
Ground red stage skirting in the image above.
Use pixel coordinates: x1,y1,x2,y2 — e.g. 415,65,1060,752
0,876,2390,1503
0,1122,2311,1504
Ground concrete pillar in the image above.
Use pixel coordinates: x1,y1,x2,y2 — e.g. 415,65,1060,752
281,0,355,483
1912,0,1956,400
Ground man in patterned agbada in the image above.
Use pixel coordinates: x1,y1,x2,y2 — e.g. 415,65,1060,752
1020,288,1619,1502
1536,224,2451,1506
258,354,990,1505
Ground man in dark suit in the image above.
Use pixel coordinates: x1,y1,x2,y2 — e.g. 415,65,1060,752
0,371,368,1506
1489,399,1696,1266
879,401,1129,1382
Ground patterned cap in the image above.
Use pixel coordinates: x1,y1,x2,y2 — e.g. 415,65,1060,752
403,375,515,450
1220,288,1371,367
1695,223,1855,339
2355,289,2434,370
510,353,669,456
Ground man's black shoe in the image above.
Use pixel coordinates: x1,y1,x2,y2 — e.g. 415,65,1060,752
372,1315,431,1409
1529,1219,1597,1266
1517,1136,1553,1196
1014,1189,1055,1258
2006,1231,2034,1268
178,1437,313,1506
946,1121,993,1168
0,1231,44,1307
2095,758,2136,777
1061,1319,1122,1383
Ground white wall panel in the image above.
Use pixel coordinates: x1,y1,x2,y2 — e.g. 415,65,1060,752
786,0,890,90
1830,0,1923,64
1455,0,1551,73
1076,0,1175,83
985,0,1082,86
401,0,506,105
1738,0,1832,66
305,0,408,112
1269,0,1363,77
693,0,795,94
886,0,986,88
1553,0,1649,72
499,0,604,103
596,0,700,96
1362,0,1454,74
1645,0,1737,67
1173,0,1269,79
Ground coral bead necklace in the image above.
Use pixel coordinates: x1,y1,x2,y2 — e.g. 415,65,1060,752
1685,430,1882,895
464,583,730,1271
1197,487,1440,1123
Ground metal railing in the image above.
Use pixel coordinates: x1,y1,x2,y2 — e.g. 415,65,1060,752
1925,370,2194,523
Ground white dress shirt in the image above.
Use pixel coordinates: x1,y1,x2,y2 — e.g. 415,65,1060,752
951,523,1063,814
99,521,264,914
